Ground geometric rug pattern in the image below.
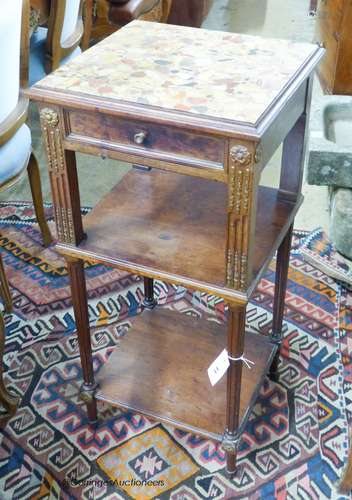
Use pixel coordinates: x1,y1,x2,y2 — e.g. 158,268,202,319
0,201,350,499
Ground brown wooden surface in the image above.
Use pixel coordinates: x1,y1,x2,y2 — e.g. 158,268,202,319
90,0,168,44
96,307,276,440
30,0,51,25
334,3,352,95
167,0,213,27
82,0,94,50
57,168,300,302
315,0,352,94
30,0,91,72
45,0,85,72
67,108,225,172
21,0,30,89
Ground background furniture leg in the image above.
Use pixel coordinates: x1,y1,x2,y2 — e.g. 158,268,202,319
223,303,246,476
0,255,12,314
0,313,18,415
27,152,52,247
67,257,97,423
269,224,294,381
143,277,157,309
82,0,94,50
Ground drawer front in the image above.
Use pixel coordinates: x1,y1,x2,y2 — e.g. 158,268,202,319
65,109,225,170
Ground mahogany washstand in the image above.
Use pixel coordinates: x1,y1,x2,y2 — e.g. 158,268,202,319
29,21,324,474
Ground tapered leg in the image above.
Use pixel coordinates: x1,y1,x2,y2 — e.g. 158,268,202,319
0,255,12,314
67,258,97,423
269,224,293,381
0,313,19,415
27,153,52,248
222,303,246,476
143,277,157,309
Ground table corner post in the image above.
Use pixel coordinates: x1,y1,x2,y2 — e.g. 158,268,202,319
39,105,85,247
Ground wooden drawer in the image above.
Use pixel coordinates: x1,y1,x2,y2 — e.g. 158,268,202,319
64,109,225,172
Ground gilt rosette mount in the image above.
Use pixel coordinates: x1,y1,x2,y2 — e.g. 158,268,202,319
40,108,59,128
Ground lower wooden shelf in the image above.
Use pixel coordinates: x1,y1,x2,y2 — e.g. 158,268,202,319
95,308,277,441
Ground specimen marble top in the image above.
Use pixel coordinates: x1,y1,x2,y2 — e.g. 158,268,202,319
33,20,318,125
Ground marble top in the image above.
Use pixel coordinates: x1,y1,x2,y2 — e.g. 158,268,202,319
35,21,318,125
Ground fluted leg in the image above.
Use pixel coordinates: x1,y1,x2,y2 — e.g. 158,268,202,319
223,303,246,476
67,257,97,423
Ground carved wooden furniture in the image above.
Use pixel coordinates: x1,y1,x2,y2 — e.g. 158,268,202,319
30,0,51,25
29,21,324,474
89,0,171,44
168,0,213,27
29,0,93,85
0,0,52,416
314,0,352,94
87,0,212,47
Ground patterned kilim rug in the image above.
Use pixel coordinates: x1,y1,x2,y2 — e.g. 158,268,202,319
0,202,351,500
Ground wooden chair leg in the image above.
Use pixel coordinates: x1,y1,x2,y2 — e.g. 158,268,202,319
0,254,12,314
0,313,19,416
27,152,52,248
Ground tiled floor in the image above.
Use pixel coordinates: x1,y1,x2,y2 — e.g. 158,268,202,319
1,0,330,231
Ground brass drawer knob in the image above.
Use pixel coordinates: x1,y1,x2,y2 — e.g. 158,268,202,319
134,131,148,145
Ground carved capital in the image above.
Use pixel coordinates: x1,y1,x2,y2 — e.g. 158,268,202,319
40,108,59,128
80,383,98,404
230,145,253,166
221,429,240,453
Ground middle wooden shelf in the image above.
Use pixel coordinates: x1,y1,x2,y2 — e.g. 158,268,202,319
57,168,301,302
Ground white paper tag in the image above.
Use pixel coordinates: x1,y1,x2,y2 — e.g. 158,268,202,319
207,349,230,386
